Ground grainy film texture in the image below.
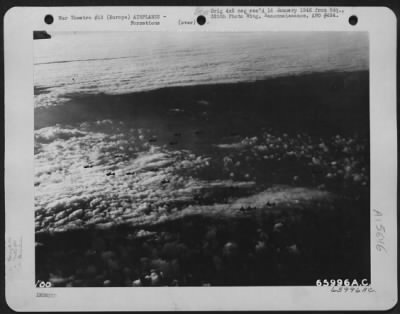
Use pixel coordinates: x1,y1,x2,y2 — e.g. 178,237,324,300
34,31,370,287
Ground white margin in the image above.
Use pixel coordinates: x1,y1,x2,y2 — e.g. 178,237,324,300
4,6,397,311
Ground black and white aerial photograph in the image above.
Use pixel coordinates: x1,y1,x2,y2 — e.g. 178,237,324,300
34,31,370,287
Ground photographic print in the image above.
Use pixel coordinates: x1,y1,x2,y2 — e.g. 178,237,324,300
33,31,370,287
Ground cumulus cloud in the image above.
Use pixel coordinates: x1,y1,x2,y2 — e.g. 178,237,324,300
35,125,88,143
35,120,368,234
35,120,258,233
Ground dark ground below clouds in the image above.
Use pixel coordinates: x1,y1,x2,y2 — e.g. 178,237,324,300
35,70,370,286
36,196,370,287
35,70,369,137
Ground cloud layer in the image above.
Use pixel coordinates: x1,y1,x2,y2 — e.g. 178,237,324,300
35,119,368,233
35,120,257,233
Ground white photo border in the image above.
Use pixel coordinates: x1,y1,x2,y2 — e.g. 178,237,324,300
4,6,397,311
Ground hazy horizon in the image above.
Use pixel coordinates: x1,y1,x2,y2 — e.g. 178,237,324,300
34,31,368,108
